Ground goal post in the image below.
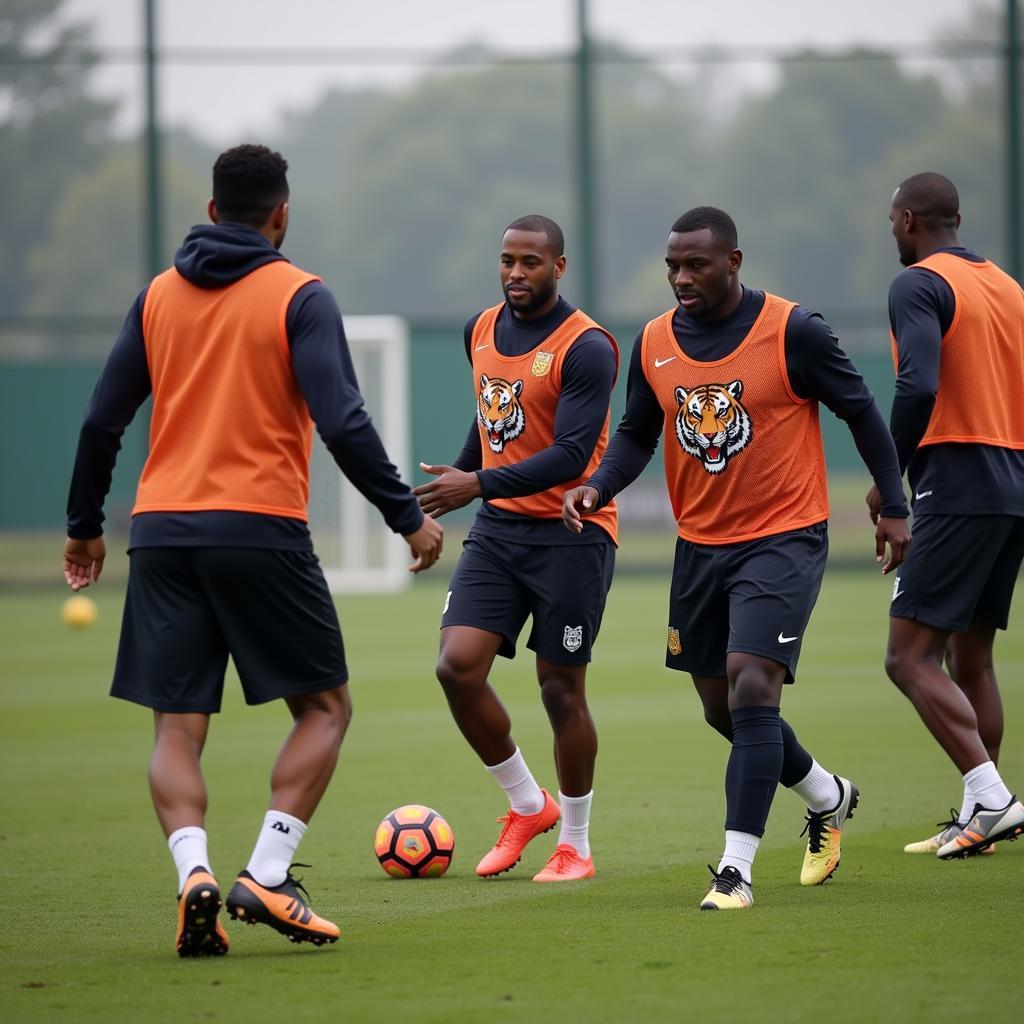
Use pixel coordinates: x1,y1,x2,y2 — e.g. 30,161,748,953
308,315,412,593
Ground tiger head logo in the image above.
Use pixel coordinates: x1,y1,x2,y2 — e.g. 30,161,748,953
674,380,752,475
478,374,525,453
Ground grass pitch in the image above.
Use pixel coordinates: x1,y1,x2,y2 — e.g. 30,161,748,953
1,567,1022,1024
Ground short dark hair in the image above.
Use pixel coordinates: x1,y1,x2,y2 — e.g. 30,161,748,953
212,144,289,227
893,172,959,230
504,214,565,257
670,206,738,249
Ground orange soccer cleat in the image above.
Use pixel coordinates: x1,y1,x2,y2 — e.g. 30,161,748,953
475,790,561,877
532,843,596,882
226,866,339,946
176,867,229,958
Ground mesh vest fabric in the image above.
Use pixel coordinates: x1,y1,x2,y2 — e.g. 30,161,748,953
134,260,320,520
471,302,619,544
641,295,829,544
890,253,1024,451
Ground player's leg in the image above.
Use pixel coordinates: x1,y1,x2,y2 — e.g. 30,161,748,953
945,626,1002,765
436,535,552,876
526,540,614,881
692,674,845,828
532,660,595,880
111,548,231,957
713,524,857,896
887,514,1024,857
436,624,515,767
194,548,348,944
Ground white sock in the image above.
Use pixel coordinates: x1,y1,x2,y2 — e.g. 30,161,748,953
168,826,210,893
791,761,842,813
485,748,545,815
245,811,307,888
557,791,593,858
718,830,760,885
957,778,974,825
963,761,1012,817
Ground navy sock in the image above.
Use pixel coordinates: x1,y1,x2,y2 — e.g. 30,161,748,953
725,706,784,837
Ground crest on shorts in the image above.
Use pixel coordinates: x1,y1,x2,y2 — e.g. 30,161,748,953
563,625,583,653
532,351,554,378
667,627,682,656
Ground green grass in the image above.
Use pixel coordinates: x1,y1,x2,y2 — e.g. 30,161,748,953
1,568,1022,1024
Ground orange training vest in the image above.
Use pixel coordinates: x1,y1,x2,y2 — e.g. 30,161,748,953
642,295,829,545
134,259,321,520
890,252,1024,451
470,302,619,543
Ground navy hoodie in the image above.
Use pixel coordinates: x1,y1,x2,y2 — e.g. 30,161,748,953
66,222,424,549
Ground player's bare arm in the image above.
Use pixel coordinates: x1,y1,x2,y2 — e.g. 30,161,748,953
413,462,482,517
63,535,106,590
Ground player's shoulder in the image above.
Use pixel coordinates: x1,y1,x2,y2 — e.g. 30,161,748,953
784,303,836,347
889,264,951,306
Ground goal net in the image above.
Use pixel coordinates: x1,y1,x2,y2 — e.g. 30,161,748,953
308,315,412,593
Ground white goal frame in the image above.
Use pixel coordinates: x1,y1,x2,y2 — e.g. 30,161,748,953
313,315,412,594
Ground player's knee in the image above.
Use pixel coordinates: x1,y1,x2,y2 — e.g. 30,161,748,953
435,650,478,696
703,707,732,739
539,673,587,727
884,647,911,691
729,667,775,707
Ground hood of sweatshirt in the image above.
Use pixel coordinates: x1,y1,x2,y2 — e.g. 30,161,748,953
173,222,286,289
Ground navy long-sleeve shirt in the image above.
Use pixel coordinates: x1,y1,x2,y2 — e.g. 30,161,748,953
888,246,1024,515
67,222,423,549
586,287,909,520
454,296,617,545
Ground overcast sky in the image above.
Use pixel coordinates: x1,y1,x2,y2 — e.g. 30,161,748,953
64,0,988,141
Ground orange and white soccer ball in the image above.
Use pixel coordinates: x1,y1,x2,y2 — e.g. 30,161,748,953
374,805,454,878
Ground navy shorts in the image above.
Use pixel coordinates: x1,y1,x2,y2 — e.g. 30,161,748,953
111,547,348,713
665,523,829,683
440,532,615,664
890,513,1024,631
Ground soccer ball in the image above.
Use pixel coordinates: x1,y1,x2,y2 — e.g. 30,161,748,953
374,805,454,878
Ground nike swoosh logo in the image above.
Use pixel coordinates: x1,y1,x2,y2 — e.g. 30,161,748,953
475,344,490,352
654,356,676,368
777,633,798,644
915,490,932,499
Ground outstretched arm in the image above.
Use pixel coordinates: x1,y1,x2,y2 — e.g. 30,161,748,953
288,283,442,571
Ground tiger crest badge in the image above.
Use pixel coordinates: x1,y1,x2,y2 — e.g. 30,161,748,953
531,351,554,378
563,625,583,653
667,627,682,656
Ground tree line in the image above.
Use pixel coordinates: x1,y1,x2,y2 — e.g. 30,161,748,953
1,0,1012,328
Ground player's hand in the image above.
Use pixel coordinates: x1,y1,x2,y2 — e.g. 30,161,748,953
63,535,106,590
403,516,444,573
875,516,910,575
412,463,482,517
865,484,882,525
562,485,600,534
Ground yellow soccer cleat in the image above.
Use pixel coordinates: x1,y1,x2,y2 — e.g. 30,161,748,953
800,775,859,886
532,843,596,882
699,865,753,911
176,867,229,958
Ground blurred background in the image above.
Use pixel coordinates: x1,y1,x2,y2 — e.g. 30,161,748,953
1,0,1021,582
